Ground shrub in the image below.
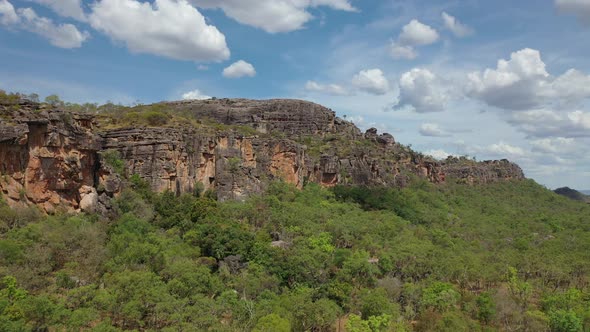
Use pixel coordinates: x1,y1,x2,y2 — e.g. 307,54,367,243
253,313,291,332
144,111,169,126
101,150,125,176
549,310,583,332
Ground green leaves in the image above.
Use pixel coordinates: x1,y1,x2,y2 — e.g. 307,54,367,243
421,282,460,312
0,177,589,331
549,310,583,332
253,313,290,332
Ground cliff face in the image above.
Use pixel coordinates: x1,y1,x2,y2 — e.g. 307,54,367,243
0,99,525,213
0,104,100,213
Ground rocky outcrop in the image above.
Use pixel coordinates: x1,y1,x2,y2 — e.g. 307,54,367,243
0,103,100,213
166,99,336,136
0,99,525,213
442,159,525,184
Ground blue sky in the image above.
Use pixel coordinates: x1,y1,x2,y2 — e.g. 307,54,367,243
1,0,589,189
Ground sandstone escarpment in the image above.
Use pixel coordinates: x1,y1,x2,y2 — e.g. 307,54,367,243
0,98,525,213
442,158,526,184
166,99,337,136
0,103,100,213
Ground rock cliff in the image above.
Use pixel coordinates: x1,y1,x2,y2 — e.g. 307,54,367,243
0,98,525,213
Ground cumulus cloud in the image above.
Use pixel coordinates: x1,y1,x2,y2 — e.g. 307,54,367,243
18,7,89,48
191,0,356,33
28,0,86,21
509,109,590,138
530,137,576,154
305,68,390,96
390,19,439,60
467,48,590,110
441,12,473,37
0,1,87,47
89,0,230,62
389,44,416,60
222,60,256,78
555,0,590,24
305,80,349,96
399,19,440,45
424,149,454,160
486,142,527,157
419,123,450,137
0,0,18,25
458,141,528,160
351,69,390,95
394,68,448,113
548,69,590,102
182,89,211,100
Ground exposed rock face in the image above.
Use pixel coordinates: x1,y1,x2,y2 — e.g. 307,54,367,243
0,99,525,213
0,104,100,213
442,159,525,184
166,99,336,136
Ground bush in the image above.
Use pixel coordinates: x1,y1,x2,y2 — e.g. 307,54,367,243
421,282,460,312
144,111,169,126
101,149,125,176
253,313,291,332
549,310,583,332
476,292,496,324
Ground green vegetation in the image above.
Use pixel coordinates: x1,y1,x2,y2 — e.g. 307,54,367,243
1,174,590,331
0,90,22,105
100,150,126,176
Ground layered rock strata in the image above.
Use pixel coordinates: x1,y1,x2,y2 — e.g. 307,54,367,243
0,99,525,213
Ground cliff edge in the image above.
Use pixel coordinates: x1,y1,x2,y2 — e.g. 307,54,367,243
0,98,525,213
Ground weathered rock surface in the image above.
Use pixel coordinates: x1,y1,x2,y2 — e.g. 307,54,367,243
0,98,525,213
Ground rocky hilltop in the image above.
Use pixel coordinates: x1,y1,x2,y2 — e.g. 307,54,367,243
0,98,525,213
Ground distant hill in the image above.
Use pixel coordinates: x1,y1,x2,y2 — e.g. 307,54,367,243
554,187,590,202
581,190,590,195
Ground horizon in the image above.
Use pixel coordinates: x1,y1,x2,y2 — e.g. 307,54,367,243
1,0,589,189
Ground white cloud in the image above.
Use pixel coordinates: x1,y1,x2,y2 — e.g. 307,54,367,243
182,89,211,100
459,141,528,160
0,0,18,25
304,69,389,96
419,123,450,137
555,0,590,24
424,149,454,160
486,142,526,157
548,69,590,102
305,80,349,96
18,7,89,48
398,19,439,45
466,48,590,110
28,0,86,21
530,137,576,154
191,0,356,33
311,0,356,11
389,43,417,60
351,69,390,95
394,68,448,113
508,109,590,138
89,0,229,62
222,60,256,78
441,12,473,37
389,19,439,60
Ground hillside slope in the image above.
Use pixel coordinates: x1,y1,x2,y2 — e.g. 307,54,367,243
0,177,588,331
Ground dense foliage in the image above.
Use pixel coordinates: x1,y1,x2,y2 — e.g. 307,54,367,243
1,178,589,331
